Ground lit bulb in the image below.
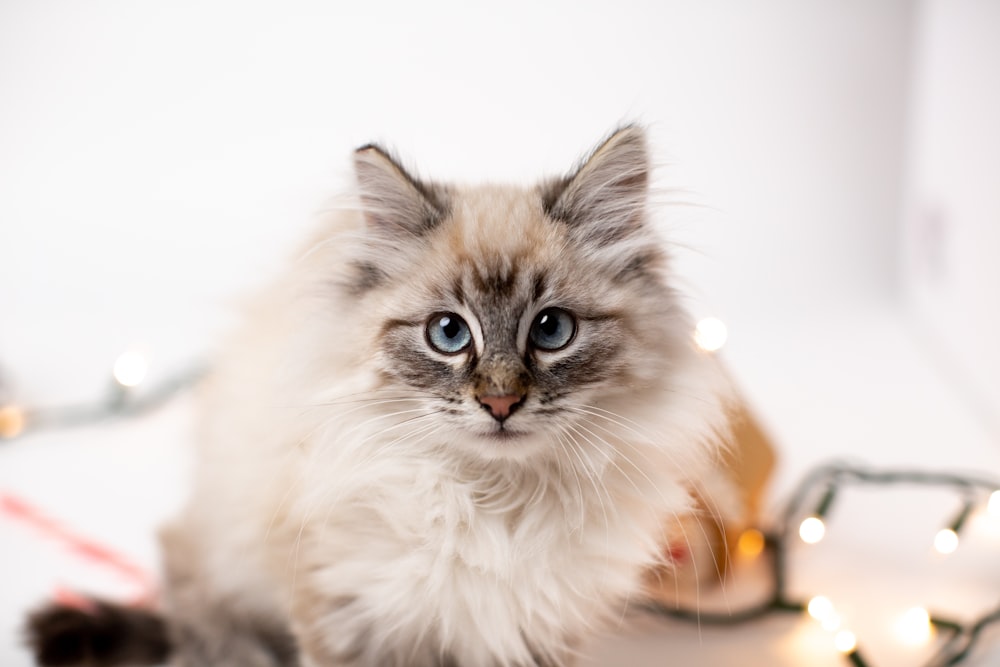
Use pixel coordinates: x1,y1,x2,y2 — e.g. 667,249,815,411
113,350,148,388
834,629,857,654
694,317,728,352
807,596,842,631
989,491,1000,517
799,516,826,544
737,528,765,559
934,528,959,554
807,596,835,623
896,607,932,645
0,404,26,439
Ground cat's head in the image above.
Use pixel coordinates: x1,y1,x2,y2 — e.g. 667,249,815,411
341,126,699,461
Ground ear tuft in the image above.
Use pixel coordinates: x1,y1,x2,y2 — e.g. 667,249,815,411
353,144,447,237
544,125,650,245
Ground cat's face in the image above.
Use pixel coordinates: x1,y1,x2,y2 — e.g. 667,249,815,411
345,128,688,460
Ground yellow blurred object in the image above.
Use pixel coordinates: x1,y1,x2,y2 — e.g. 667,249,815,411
0,404,27,439
737,528,766,559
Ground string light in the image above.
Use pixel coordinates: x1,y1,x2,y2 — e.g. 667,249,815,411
836,631,872,667
834,630,857,653
805,596,868,666
896,607,932,645
693,317,728,352
112,350,148,388
648,463,1000,667
799,485,837,545
933,528,959,555
948,500,973,533
799,516,826,544
0,353,204,441
0,404,26,439
989,491,1000,518
737,528,766,559
807,596,842,631
934,500,973,555
807,596,835,623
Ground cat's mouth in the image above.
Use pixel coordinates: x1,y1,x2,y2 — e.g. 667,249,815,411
479,426,527,442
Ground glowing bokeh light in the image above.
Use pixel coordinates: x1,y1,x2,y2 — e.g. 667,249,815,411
0,404,26,438
737,529,765,559
113,350,148,388
799,516,826,544
934,528,959,555
989,491,1000,517
896,607,932,645
807,596,834,622
694,317,728,352
834,630,857,654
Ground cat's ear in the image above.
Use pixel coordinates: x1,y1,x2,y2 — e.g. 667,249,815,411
353,144,446,237
544,125,650,245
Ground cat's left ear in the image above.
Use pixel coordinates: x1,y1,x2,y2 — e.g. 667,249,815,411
544,125,650,245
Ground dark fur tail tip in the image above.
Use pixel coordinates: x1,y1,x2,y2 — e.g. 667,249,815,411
25,599,172,666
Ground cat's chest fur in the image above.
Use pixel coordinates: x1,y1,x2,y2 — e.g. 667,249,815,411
283,440,668,667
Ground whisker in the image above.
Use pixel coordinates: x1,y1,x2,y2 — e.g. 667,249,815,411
351,416,444,470
305,391,436,409
688,477,735,612
567,419,701,599
558,426,612,584
570,404,705,474
568,405,728,629
324,406,437,450
552,432,587,535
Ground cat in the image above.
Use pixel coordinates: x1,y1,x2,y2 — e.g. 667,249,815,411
27,125,732,667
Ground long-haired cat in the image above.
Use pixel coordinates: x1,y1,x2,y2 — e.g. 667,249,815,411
28,126,731,667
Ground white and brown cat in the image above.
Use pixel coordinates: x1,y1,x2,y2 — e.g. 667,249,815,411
28,126,733,667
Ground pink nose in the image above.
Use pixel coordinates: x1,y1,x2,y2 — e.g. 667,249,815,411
477,394,523,421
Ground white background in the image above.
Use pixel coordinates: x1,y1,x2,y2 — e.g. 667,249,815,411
0,0,914,402
1,2,999,666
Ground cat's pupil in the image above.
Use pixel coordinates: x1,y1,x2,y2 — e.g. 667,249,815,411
441,317,460,339
538,314,559,336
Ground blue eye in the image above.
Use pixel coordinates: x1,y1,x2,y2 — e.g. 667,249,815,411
529,308,576,351
426,313,472,354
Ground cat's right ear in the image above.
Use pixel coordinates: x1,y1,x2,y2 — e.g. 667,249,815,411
353,144,446,237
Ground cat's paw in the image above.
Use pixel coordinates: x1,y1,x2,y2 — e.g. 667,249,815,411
25,597,170,667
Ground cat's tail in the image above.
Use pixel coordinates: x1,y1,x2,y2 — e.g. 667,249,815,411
25,598,171,667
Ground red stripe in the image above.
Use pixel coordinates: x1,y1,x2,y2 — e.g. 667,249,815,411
0,492,157,605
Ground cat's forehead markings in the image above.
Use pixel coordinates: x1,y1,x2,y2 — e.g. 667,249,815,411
531,272,548,302
469,259,519,298
449,274,466,305
444,185,551,258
